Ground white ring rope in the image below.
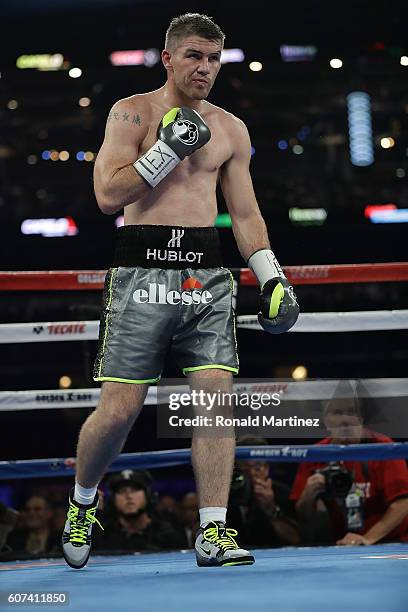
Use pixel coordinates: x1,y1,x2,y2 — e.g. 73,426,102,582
237,311,408,332
0,310,408,344
1,379,407,411
0,321,98,344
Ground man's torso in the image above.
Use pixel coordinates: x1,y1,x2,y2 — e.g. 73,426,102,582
123,91,235,227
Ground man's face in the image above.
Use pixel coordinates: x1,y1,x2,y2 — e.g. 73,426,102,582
114,486,147,516
180,493,198,527
24,497,51,529
156,495,178,515
166,36,222,100
238,461,269,483
324,401,363,442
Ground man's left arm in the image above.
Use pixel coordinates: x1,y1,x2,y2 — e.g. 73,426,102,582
361,459,408,545
364,498,408,544
338,498,408,545
220,117,299,334
338,457,408,545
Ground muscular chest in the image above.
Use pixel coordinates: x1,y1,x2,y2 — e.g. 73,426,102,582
139,114,231,174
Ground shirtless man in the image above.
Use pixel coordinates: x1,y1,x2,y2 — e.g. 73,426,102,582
62,13,299,569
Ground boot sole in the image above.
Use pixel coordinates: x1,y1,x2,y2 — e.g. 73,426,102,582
197,555,255,567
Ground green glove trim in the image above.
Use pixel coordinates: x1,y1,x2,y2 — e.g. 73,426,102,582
269,282,284,318
162,107,180,128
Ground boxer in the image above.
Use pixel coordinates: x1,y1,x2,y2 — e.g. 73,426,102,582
62,12,299,569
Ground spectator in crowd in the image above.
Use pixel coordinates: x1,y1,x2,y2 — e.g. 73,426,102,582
291,398,408,545
94,470,184,552
155,495,180,526
6,495,59,555
52,503,72,535
227,437,300,547
179,492,199,548
0,501,19,554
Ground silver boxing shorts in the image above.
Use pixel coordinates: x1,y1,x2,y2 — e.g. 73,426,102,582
93,225,238,383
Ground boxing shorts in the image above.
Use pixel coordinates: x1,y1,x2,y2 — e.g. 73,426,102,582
93,225,239,383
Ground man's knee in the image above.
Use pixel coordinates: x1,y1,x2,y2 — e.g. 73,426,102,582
94,381,148,426
190,368,232,379
189,369,233,398
189,368,232,387
188,369,234,418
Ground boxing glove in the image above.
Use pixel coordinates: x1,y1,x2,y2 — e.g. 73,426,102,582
248,249,299,334
134,106,211,187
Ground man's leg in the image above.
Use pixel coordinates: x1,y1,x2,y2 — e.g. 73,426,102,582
189,369,235,512
62,381,148,568
189,369,254,566
75,381,148,488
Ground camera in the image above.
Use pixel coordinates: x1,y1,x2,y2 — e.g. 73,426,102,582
229,467,252,506
316,463,353,498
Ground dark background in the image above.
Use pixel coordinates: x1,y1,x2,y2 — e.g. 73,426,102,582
0,0,407,466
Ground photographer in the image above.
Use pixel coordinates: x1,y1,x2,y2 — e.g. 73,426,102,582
227,437,300,547
291,399,408,546
95,470,184,552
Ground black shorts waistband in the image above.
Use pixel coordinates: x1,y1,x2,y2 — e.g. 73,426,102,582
112,224,223,269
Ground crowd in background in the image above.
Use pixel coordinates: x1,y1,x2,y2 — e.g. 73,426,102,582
2,401,408,561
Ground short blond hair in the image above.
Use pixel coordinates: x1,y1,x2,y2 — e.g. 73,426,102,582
165,13,225,51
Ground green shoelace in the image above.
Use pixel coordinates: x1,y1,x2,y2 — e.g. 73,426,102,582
67,504,104,545
203,525,239,552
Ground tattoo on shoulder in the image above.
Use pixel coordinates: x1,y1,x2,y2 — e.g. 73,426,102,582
107,111,142,126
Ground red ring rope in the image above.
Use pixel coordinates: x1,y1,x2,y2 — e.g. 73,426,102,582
0,262,407,291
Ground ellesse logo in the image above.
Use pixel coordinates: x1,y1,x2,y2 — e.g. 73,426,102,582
133,277,213,306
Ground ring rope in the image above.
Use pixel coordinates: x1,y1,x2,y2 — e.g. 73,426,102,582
0,310,407,344
1,379,407,411
1,444,408,480
0,310,407,345
237,311,408,333
0,262,407,291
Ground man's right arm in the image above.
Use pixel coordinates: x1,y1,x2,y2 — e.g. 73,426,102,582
93,98,150,215
291,464,327,519
295,474,327,518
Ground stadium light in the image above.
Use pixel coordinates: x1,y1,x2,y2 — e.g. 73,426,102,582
347,92,374,166
249,61,262,72
380,137,395,149
21,217,79,237
220,49,245,64
330,58,343,69
69,67,82,78
280,46,317,62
